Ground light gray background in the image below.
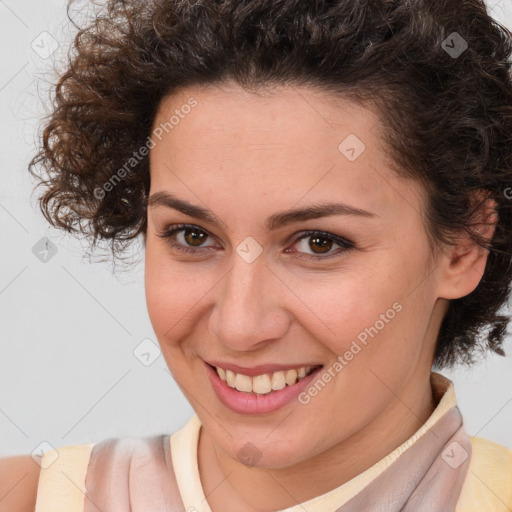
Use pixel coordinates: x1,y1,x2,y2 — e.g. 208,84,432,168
1,0,511,458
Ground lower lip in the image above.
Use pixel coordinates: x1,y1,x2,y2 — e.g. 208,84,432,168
205,362,323,415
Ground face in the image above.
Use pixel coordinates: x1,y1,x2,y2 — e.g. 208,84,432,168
145,82,445,469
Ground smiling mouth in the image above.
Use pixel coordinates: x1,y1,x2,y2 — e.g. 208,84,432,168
206,362,323,395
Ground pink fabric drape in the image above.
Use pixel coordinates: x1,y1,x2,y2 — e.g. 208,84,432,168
84,406,471,512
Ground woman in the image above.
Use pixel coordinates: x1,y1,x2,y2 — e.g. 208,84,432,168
1,0,511,510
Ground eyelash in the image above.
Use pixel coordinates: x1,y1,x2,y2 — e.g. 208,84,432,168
156,223,355,261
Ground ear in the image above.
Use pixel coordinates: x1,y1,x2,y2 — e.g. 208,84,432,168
436,192,498,300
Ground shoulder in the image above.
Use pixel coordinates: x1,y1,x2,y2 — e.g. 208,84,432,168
0,455,40,512
470,436,512,465
0,433,180,512
34,442,94,512
0,443,95,512
456,436,512,511
469,435,512,482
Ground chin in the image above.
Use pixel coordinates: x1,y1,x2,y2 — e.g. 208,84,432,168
219,433,312,469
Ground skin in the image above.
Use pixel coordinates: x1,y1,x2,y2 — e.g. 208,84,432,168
143,82,494,512
0,456,39,512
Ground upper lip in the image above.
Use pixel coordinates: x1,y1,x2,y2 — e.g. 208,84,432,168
205,360,323,376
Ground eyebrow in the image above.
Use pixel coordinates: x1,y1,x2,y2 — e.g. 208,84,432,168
147,191,377,231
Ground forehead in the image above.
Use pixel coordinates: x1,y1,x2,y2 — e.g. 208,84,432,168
149,82,424,221
152,82,379,151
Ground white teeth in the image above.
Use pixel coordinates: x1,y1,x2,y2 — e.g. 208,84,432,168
234,373,252,393
226,369,236,388
214,364,317,394
285,368,298,386
271,371,286,390
252,374,272,394
216,366,226,381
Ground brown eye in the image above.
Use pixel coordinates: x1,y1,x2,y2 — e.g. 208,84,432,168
156,224,217,254
290,230,354,260
308,235,333,254
182,227,208,246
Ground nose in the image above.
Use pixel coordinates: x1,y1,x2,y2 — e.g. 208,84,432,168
208,251,291,352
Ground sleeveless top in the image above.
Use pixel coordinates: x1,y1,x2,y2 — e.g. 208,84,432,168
34,373,512,511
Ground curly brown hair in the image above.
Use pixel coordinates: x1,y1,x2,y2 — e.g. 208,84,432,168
29,0,512,368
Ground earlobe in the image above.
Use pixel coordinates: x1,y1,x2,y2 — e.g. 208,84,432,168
437,196,498,300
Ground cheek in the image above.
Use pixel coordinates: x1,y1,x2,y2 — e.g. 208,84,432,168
283,267,395,346
145,271,197,336
144,240,217,348
294,259,426,365
144,255,205,383
145,241,186,337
